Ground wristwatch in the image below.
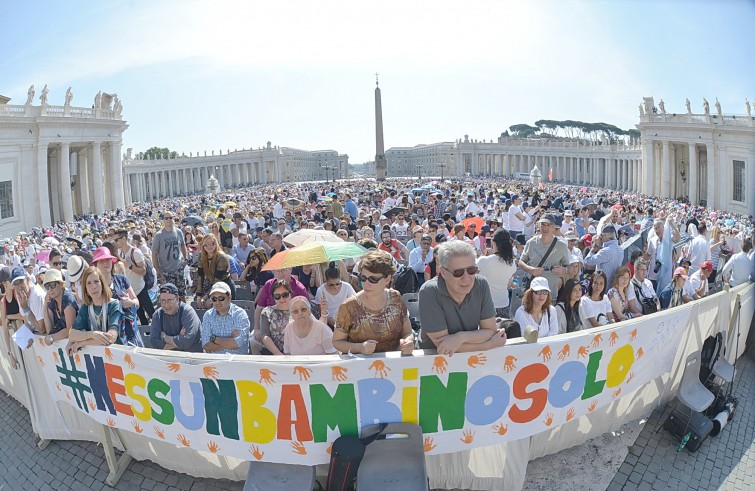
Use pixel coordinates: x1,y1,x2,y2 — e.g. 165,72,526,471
47,335,53,345
210,335,217,343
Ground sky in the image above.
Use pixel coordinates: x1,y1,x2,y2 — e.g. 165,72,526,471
2,0,754,164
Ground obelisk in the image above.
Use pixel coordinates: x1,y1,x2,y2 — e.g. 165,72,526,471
374,74,387,181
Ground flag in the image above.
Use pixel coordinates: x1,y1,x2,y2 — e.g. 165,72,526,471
548,168,553,181
655,217,673,295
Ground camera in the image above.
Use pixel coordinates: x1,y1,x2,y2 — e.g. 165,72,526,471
654,260,662,273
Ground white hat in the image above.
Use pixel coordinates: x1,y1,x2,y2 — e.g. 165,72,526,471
209,282,231,296
530,276,550,293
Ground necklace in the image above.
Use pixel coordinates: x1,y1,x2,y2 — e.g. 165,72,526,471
92,305,104,331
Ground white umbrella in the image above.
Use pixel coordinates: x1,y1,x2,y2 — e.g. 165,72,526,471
283,229,344,247
42,237,60,246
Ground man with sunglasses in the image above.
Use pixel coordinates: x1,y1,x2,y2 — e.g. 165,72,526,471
409,234,434,287
519,214,570,298
201,282,250,354
152,211,188,297
149,283,202,352
418,242,508,355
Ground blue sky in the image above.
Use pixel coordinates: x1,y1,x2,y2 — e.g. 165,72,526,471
2,0,753,164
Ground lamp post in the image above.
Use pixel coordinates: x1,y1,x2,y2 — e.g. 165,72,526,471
320,160,335,183
438,161,447,181
415,163,422,182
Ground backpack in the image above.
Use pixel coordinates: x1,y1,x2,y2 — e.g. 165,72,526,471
699,332,724,385
131,248,156,291
392,266,419,295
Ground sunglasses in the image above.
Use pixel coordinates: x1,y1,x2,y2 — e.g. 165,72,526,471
210,296,226,302
52,261,63,267
43,282,59,291
273,291,291,300
443,266,479,278
358,273,387,284
533,290,550,296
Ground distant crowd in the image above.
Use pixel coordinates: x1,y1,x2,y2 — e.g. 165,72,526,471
2,176,754,366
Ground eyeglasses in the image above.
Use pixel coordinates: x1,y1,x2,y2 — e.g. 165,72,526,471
358,273,387,284
43,282,59,291
52,261,63,267
273,291,291,300
533,290,550,296
210,296,227,302
327,281,342,287
443,266,479,278
421,241,431,245
159,298,178,304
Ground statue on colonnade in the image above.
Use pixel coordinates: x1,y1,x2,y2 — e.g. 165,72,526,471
685,98,691,114
39,84,49,105
25,85,35,105
703,98,710,116
659,99,666,114
715,97,722,117
94,91,102,109
746,99,752,118
638,104,644,117
64,87,73,106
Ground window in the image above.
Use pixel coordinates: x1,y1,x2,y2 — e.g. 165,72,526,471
733,160,745,202
0,181,12,219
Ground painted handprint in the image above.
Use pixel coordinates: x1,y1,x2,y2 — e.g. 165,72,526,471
55,382,61,392
609,332,619,347
467,353,487,368
637,347,644,359
577,345,590,358
177,434,191,447
124,354,135,369
167,362,181,373
423,437,436,452
293,366,313,381
626,371,635,384
504,355,517,372
492,422,509,436
460,430,475,444
37,356,45,367
52,351,60,364
591,333,603,348
566,408,576,421
539,345,552,362
104,348,113,361
259,368,277,385
207,441,219,453
131,421,143,433
249,445,264,460
88,399,96,411
331,366,348,382
612,388,622,399
74,353,81,364
326,442,333,454
558,344,571,361
368,360,391,378
588,400,599,412
203,365,219,379
106,417,116,427
543,413,554,426
432,356,448,374
291,441,307,455
629,329,637,342
153,426,165,439
66,392,72,401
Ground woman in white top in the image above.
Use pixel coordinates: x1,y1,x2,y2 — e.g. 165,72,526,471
283,296,337,355
476,228,516,318
606,266,643,322
579,270,615,327
314,266,356,328
514,276,559,338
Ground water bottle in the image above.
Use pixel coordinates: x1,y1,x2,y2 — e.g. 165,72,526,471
676,432,691,452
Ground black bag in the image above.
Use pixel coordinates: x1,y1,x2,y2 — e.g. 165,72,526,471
131,249,156,291
327,425,387,491
632,279,658,315
392,266,419,295
663,407,713,452
699,332,724,384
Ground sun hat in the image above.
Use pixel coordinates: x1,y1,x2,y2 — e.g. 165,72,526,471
43,269,64,285
530,276,550,293
91,247,118,264
66,255,88,282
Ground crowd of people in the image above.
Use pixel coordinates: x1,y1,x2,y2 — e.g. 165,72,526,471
1,175,754,365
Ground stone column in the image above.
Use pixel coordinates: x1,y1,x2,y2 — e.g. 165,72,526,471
110,142,124,209
643,140,655,196
706,144,715,208
35,144,51,225
661,141,671,198
58,143,74,223
91,142,105,215
688,144,698,204
78,149,91,213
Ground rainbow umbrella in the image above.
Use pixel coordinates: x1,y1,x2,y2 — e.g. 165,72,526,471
262,242,368,271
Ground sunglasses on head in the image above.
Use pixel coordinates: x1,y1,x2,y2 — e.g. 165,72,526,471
210,295,226,302
273,291,291,300
358,273,387,284
443,266,479,278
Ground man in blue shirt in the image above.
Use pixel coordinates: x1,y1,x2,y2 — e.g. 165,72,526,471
201,283,250,354
583,224,624,286
344,193,358,220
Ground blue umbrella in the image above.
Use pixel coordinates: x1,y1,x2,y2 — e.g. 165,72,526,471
411,188,424,194
725,219,735,227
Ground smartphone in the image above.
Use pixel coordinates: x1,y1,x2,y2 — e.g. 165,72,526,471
485,238,492,248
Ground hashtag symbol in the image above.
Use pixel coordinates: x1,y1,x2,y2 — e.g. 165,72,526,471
55,348,92,412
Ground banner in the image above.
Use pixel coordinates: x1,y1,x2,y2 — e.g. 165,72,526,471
33,306,691,465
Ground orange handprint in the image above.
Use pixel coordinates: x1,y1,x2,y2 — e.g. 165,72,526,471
104,348,113,361
37,356,45,367
432,356,448,375
566,408,576,421
467,353,487,368
203,365,219,379
293,366,313,381
249,445,264,460
124,354,135,369
591,333,603,348
167,362,181,373
368,360,391,378
492,422,509,436
629,329,637,342
55,382,61,392
543,413,554,426
131,421,143,433
88,399,96,411
331,366,348,382
504,355,517,372
423,437,436,452
106,417,116,427
153,426,165,439
577,345,590,358
52,351,60,364
259,368,277,385
177,434,191,447
460,430,475,444
588,400,599,412
637,347,644,359
207,441,219,453
38,337,45,347
626,371,635,384
326,442,333,454
558,344,571,361
609,332,619,347
291,441,307,455
66,392,72,401
612,388,622,399
74,353,81,364
539,345,552,362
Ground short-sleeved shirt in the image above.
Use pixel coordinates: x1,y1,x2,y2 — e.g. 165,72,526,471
48,291,79,334
283,319,337,355
335,289,407,353
418,275,496,350
520,236,570,296
260,306,290,353
121,247,146,294
151,229,185,273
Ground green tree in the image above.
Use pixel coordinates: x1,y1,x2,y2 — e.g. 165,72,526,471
141,146,178,159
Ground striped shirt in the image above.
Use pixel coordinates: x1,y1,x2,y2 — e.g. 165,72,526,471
200,303,250,354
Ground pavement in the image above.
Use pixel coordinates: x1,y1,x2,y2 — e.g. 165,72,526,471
1,339,753,491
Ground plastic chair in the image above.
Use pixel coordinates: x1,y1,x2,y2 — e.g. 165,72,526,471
402,293,420,322
711,330,735,383
356,423,429,491
234,281,254,301
232,299,256,310
678,352,715,413
243,461,315,491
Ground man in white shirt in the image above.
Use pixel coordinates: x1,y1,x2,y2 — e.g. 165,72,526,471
508,195,526,236
687,261,713,300
720,238,753,287
11,267,47,334
686,222,711,275
409,234,434,284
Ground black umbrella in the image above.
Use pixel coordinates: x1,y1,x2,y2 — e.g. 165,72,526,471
386,207,408,218
66,237,84,248
182,216,205,226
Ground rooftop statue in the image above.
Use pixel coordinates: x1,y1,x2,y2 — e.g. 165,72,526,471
658,99,666,114
703,98,710,116
715,97,722,117
94,91,102,108
638,104,645,117
685,98,691,114
39,84,49,105
25,85,35,105
64,87,73,106
746,99,752,118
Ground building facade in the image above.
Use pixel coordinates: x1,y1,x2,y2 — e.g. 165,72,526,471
0,88,127,237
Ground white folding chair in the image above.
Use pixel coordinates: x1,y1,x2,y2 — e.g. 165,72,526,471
402,292,420,322
357,423,429,491
711,330,735,384
678,351,715,413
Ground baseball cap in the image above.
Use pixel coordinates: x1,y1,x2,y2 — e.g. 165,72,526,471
159,283,180,296
210,282,231,296
583,234,593,248
564,209,573,216
512,194,520,201
700,260,713,271
564,231,579,240
678,257,692,266
10,266,26,284
515,234,527,246
673,267,688,279
538,214,556,225
530,277,550,292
